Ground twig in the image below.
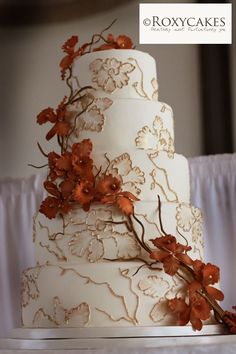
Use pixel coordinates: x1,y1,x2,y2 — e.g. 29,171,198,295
37,142,48,157
158,195,168,236
128,215,151,254
28,163,48,169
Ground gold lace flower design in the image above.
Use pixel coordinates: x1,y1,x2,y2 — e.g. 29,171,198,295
89,58,135,93
107,153,145,196
69,208,112,262
33,296,90,326
68,206,140,262
67,92,113,133
21,267,41,307
138,275,170,298
176,203,203,233
113,231,141,259
135,116,174,158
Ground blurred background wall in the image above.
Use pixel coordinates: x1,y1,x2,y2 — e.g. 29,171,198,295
0,0,234,178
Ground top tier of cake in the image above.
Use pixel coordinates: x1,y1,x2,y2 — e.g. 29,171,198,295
72,49,158,100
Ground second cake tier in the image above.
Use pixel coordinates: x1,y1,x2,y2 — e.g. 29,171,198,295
34,201,203,265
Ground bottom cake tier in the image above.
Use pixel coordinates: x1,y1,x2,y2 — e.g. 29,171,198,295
22,261,192,328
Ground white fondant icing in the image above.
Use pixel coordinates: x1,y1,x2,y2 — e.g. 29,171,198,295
33,201,203,265
21,48,206,329
72,49,157,100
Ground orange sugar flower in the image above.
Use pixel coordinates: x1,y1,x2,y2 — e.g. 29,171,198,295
93,34,133,52
47,151,65,181
72,139,93,158
96,174,121,195
60,36,89,79
116,35,133,49
202,263,220,286
37,98,71,141
150,235,193,276
73,180,95,211
168,298,190,326
62,35,78,55
37,107,57,125
71,140,94,180
39,196,71,219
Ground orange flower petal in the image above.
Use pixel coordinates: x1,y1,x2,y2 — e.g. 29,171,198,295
55,121,71,137
39,196,60,219
72,139,92,158
188,280,202,295
119,191,139,201
168,298,188,314
202,263,220,286
46,124,58,140
168,298,190,326
59,179,75,199
191,296,210,321
100,194,117,204
96,174,121,195
116,195,134,215
73,181,94,206
163,255,180,276
176,253,193,266
149,250,169,261
190,315,203,331
55,153,72,171
205,286,224,301
37,107,57,125
93,43,117,52
151,235,176,250
116,35,133,49
43,181,61,198
62,35,78,54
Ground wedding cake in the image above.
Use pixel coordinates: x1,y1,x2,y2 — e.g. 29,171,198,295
21,37,206,329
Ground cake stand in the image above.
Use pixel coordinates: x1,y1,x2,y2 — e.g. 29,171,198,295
0,324,232,350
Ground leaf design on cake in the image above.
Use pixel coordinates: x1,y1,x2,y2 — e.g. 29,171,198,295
151,78,158,100
114,232,141,259
69,231,92,257
150,299,169,323
90,58,135,93
176,203,202,232
64,302,90,326
108,153,145,196
67,93,113,134
21,266,41,307
124,166,145,185
39,240,67,262
149,163,179,203
135,116,174,157
135,126,158,150
86,208,113,232
191,206,202,221
88,238,104,262
138,275,170,298
79,108,105,132
66,207,87,226
33,297,90,326
192,221,203,244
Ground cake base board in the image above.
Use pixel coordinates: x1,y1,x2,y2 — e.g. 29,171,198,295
11,324,226,340
1,332,235,351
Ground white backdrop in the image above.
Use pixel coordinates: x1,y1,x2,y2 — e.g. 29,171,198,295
0,154,236,339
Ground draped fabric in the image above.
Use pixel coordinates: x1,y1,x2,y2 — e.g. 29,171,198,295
189,154,236,311
0,175,46,338
0,154,236,338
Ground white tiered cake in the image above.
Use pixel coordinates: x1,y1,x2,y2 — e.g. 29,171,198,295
21,49,204,328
